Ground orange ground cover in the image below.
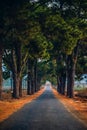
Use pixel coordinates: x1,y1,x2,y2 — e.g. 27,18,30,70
0,86,87,127
0,88,45,122
52,88,87,127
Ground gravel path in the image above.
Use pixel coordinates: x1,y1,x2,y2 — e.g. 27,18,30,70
0,86,87,130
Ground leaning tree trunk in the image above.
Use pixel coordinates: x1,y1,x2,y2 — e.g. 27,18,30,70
0,44,3,99
67,43,79,98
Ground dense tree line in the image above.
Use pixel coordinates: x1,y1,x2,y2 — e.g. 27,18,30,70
0,0,87,99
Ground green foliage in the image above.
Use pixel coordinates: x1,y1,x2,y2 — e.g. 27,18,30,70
45,14,80,55
1,0,87,91
76,44,87,77
37,59,57,84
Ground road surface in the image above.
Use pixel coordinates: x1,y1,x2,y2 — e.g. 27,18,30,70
0,86,87,130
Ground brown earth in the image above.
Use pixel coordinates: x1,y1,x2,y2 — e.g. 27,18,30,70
0,88,45,122
52,88,87,127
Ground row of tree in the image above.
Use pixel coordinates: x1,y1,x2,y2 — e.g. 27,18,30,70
37,0,87,98
0,0,87,99
0,0,51,99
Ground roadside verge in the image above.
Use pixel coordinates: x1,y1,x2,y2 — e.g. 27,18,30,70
0,87,45,122
52,87,87,127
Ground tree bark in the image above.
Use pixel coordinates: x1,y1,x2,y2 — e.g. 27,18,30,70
31,66,35,94
12,69,16,98
66,55,70,97
11,43,22,99
15,74,20,98
27,59,32,95
56,54,66,94
57,75,60,92
59,76,62,94
31,77,34,94
19,77,22,97
61,74,66,95
34,59,37,92
56,56,60,93
15,43,21,98
12,64,21,98
67,55,74,98
67,58,75,98
67,43,79,98
0,44,3,99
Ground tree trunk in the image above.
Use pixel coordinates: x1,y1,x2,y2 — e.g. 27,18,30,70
61,75,66,95
12,70,20,98
19,77,22,97
15,43,21,98
67,70,70,97
67,43,79,98
67,55,74,98
67,59,75,98
66,55,70,96
37,77,41,91
34,59,37,92
15,74,20,98
31,66,35,94
11,43,21,99
57,75,60,92
69,63,75,98
27,73,31,95
59,76,62,94
27,59,32,95
31,77,34,94
12,70,16,98
56,56,61,93
0,44,3,99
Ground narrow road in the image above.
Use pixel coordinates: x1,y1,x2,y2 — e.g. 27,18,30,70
0,86,87,130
